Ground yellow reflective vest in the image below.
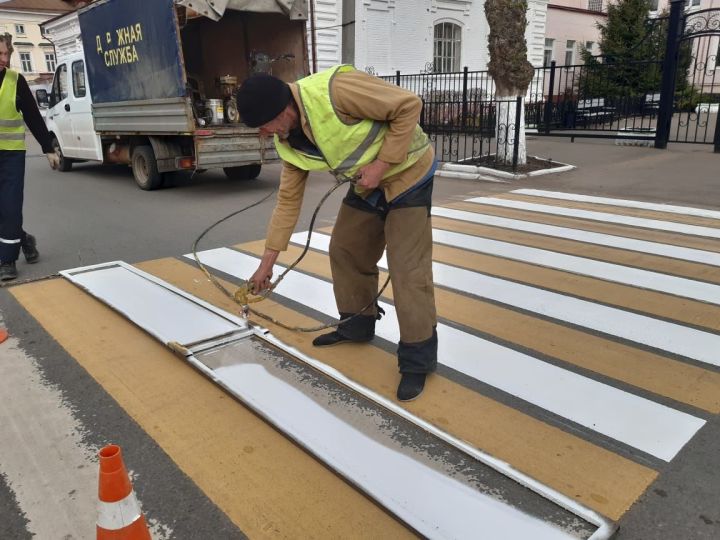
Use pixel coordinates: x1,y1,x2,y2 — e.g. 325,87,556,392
274,65,429,182
0,69,26,151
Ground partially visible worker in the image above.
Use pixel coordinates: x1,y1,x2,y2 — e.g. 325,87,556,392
0,33,60,281
237,65,438,401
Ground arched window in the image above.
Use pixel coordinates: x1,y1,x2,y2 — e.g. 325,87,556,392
434,22,461,73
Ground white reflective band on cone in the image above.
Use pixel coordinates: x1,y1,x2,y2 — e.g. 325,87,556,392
97,492,143,530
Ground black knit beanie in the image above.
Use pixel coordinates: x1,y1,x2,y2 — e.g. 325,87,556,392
236,74,292,127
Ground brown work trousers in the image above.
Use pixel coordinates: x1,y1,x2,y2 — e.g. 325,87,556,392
329,181,438,373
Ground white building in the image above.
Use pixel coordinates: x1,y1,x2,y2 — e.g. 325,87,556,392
309,0,550,75
0,0,71,85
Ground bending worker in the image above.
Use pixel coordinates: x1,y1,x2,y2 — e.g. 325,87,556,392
237,65,438,402
0,33,59,281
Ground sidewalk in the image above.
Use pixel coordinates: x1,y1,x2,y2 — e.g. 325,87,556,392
511,136,720,209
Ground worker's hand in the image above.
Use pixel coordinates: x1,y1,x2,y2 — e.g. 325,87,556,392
46,152,60,170
249,248,280,293
356,159,390,190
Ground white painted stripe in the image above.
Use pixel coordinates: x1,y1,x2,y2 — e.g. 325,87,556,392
186,248,706,462
97,492,143,531
512,189,720,220
467,197,720,239
290,232,720,368
429,228,720,305
431,207,720,267
211,360,578,540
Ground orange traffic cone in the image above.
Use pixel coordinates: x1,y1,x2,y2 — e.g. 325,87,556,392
96,445,151,540
0,328,8,345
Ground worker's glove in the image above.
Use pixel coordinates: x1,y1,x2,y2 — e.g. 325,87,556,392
46,152,60,170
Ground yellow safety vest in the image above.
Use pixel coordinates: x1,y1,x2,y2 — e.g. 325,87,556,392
0,69,26,151
274,65,429,183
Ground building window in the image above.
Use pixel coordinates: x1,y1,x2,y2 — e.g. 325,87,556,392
19,52,33,73
45,53,56,72
565,40,576,65
588,0,603,11
649,0,659,10
544,38,554,67
15,24,25,35
433,22,461,73
585,41,594,53
72,60,86,97
685,0,701,7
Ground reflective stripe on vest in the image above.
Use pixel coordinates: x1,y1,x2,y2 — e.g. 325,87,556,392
0,69,26,151
274,64,429,181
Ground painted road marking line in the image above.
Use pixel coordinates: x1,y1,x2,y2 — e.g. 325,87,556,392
252,240,720,414
431,207,720,267
429,228,720,305
187,248,706,462
511,190,720,221
466,197,720,239
147,257,659,521
63,263,584,539
291,232,720,368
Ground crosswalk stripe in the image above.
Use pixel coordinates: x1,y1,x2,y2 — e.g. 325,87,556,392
269,240,720,413
432,207,720,266
187,247,706,462
290,232,720,368
466,197,720,239
430,228,720,305
447,201,720,253
147,257,658,522
512,189,720,221
431,214,720,288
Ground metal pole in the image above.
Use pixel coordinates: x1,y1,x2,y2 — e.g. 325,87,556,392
309,0,318,73
543,61,556,135
396,70,400,87
513,96,522,171
655,0,684,149
462,66,469,128
714,110,720,153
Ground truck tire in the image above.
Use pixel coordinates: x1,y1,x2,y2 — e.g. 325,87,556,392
223,164,261,180
131,145,163,190
51,136,72,172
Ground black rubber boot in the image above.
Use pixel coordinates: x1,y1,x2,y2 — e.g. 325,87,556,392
312,308,383,347
21,233,39,264
396,372,428,402
0,262,18,281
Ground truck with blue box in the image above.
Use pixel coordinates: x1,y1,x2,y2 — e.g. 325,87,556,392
42,0,308,189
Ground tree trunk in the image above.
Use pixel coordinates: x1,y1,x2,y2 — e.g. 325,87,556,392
485,0,535,165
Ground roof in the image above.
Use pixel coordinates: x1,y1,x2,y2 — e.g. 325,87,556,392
0,0,73,12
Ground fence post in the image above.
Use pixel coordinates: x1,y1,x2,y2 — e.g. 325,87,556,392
513,96,522,171
655,0,685,149
543,61,556,135
396,70,401,87
462,66,469,128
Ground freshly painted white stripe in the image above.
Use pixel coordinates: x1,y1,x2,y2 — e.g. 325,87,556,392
187,248,706,461
0,237,21,244
467,197,720,239
97,492,143,531
512,189,720,220
209,359,578,540
431,207,720,267
429,228,720,305
290,232,720,368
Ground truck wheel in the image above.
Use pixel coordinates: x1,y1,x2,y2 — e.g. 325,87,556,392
223,164,261,180
131,145,163,190
51,137,72,172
